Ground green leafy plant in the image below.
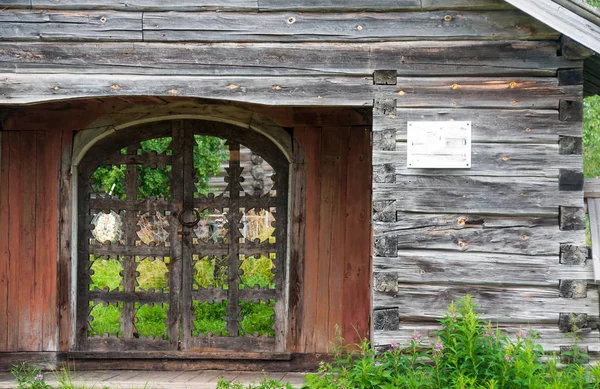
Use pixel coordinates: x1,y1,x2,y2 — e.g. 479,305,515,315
216,377,294,389
11,362,53,389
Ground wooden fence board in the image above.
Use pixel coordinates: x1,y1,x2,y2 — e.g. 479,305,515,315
0,41,573,77
0,74,579,108
342,128,371,345
374,250,592,287
143,11,557,42
0,133,9,351
374,144,582,177
258,0,420,11
373,176,582,216
374,284,600,323
0,10,143,41
375,109,582,143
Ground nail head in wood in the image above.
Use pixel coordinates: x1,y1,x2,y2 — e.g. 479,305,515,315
560,206,586,231
560,245,588,265
559,280,588,298
373,129,396,151
559,169,584,191
374,70,398,86
559,100,584,122
373,200,396,223
374,235,398,258
559,136,583,155
558,313,588,333
373,99,397,116
373,308,400,331
558,69,584,86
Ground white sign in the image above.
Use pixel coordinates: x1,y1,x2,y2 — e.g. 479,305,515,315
407,121,472,169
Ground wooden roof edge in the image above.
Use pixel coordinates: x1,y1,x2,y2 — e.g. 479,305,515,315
505,0,600,54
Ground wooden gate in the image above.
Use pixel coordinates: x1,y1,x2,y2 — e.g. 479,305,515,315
76,120,289,353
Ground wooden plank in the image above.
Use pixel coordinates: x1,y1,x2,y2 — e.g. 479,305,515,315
342,128,371,345
505,0,600,54
57,129,74,351
421,0,512,9
0,10,143,41
587,198,600,284
143,10,557,42
0,41,574,77
374,323,600,354
1,0,30,7
373,284,600,323
375,213,585,256
258,0,420,11
373,176,582,216
296,127,321,353
374,250,593,287
377,109,582,144
0,132,8,351
20,131,40,351
0,74,579,108
35,131,59,351
585,178,600,198
31,0,258,11
374,144,582,177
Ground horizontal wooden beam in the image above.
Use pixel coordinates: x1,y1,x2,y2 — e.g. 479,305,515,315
0,74,580,107
0,41,574,77
1,0,519,11
376,109,582,144
0,10,558,42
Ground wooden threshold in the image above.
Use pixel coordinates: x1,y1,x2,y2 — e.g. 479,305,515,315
67,351,293,361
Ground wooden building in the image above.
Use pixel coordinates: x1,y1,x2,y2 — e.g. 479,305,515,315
1,0,600,371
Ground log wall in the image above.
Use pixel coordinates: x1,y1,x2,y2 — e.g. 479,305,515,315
0,0,595,364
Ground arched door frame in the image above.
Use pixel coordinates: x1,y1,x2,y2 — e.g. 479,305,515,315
64,102,306,354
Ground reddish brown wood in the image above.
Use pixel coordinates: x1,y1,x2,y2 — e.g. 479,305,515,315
0,133,9,351
294,127,320,353
342,128,372,346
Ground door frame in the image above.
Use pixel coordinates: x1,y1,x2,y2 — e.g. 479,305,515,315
61,104,306,356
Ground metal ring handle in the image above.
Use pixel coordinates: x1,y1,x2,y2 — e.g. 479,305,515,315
178,208,201,228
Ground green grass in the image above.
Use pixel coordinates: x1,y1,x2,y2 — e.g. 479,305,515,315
584,96,600,178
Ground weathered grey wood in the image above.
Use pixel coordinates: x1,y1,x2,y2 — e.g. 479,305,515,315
421,0,512,9
1,0,30,7
373,284,599,323
584,178,600,198
0,74,580,108
374,144,582,178
258,0,419,11
373,176,583,216
505,0,600,55
561,346,590,363
559,206,586,231
586,198,600,283
373,200,396,223
374,214,585,255
559,136,583,155
374,70,398,86
374,251,593,287
558,69,584,86
560,100,584,121
373,309,400,331
31,0,258,11
377,109,582,144
559,280,588,298
560,244,588,265
374,323,600,353
142,11,558,42
558,313,589,333
559,169,585,191
0,41,574,77
0,11,143,41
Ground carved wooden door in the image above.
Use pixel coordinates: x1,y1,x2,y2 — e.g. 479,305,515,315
77,120,288,353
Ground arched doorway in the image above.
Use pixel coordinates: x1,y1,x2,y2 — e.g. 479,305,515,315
76,119,289,353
